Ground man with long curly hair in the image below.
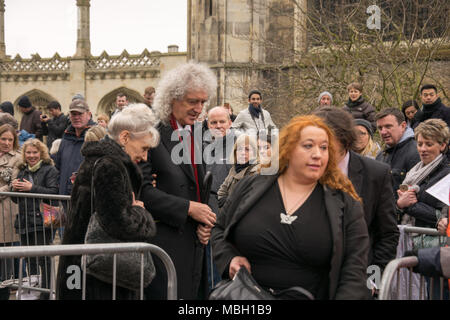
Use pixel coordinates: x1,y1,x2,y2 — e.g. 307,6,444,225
139,61,217,300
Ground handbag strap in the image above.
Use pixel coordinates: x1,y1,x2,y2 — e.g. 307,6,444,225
269,286,315,300
90,158,102,216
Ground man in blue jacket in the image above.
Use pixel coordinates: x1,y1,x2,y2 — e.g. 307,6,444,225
55,99,93,195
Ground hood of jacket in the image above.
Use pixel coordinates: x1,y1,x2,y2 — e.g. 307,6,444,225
398,126,415,144
17,157,53,170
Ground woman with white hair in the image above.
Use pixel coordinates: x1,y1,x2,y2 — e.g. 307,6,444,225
139,61,218,299
56,103,159,300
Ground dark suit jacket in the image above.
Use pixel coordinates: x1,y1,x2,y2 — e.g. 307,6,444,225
348,152,399,270
211,174,370,300
139,123,208,300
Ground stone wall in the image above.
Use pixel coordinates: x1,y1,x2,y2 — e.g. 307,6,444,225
0,50,186,122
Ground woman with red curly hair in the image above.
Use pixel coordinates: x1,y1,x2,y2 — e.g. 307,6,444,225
211,115,369,300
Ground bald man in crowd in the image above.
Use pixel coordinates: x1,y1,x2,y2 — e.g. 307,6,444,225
204,106,236,213
203,106,237,290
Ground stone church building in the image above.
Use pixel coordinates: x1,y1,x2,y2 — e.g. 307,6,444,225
0,0,448,125
0,0,312,121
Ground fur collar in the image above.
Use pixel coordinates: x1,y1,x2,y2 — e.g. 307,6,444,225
17,157,53,170
81,135,143,193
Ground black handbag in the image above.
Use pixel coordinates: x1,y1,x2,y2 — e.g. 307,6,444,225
209,267,314,300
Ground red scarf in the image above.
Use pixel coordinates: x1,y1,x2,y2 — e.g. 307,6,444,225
170,114,201,202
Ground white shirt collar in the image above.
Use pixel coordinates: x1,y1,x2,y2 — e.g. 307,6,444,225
338,151,350,177
176,120,191,132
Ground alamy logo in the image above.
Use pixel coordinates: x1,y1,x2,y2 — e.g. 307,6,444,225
366,265,381,290
366,5,381,30
66,265,81,290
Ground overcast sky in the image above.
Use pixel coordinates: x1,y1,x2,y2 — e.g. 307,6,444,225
4,0,187,58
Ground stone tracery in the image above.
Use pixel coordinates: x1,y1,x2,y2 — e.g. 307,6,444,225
0,0,185,117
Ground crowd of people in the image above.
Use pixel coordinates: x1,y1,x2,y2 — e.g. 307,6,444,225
0,60,448,300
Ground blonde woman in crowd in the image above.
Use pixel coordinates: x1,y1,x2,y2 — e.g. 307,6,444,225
11,139,59,300
96,114,110,129
352,119,381,159
217,134,260,208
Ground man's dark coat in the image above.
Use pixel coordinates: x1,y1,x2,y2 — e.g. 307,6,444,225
348,151,399,270
139,123,209,299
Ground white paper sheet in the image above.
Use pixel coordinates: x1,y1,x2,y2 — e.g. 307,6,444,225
425,173,450,206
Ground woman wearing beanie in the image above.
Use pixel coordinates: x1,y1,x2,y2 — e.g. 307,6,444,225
352,119,381,159
317,91,333,108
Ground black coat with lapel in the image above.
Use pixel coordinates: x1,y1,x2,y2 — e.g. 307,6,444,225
211,174,370,300
348,151,399,270
139,123,207,299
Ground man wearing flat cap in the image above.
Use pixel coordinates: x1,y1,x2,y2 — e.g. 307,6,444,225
18,95,43,141
55,99,95,195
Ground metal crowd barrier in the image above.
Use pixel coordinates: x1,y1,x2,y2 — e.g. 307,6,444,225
0,243,177,300
404,226,447,249
0,191,70,295
0,192,177,300
379,225,449,300
0,191,70,242
379,256,448,300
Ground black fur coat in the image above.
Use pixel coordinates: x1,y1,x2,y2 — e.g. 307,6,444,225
56,135,156,300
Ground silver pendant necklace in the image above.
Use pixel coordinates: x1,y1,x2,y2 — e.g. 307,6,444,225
280,213,298,225
279,176,316,225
